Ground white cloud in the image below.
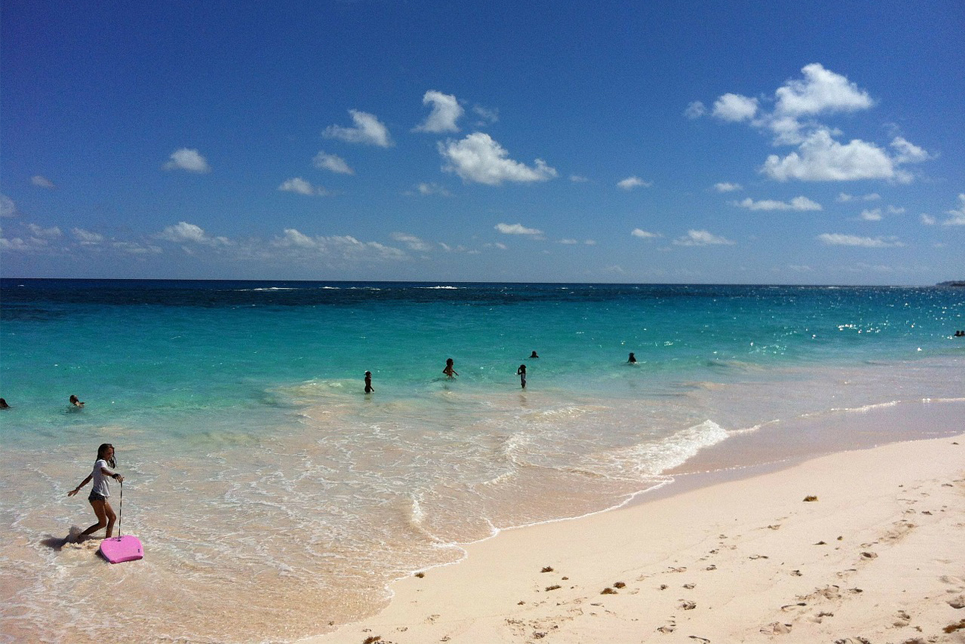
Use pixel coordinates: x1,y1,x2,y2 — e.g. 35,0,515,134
112,241,162,255
278,228,316,248
944,193,965,226
0,194,16,217
31,175,55,189
472,105,499,126
735,196,822,211
774,63,874,118
272,229,407,261
631,229,660,239
859,208,882,221
559,238,578,244
817,233,904,247
158,221,230,246
163,148,211,173
439,133,557,185
584,239,597,246
313,151,354,175
617,176,652,190
27,223,62,238
323,110,392,147
920,214,936,226
570,175,590,183
705,65,930,183
391,232,433,251
714,182,742,193
837,192,881,202
278,177,329,196
887,205,905,214
684,101,707,119
0,236,31,251
762,130,895,182
763,133,929,182
72,228,104,244
495,222,543,236
890,137,930,164
411,182,451,197
673,230,735,246
712,93,758,122
413,90,463,133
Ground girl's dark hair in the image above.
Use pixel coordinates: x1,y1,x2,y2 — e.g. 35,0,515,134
96,443,116,469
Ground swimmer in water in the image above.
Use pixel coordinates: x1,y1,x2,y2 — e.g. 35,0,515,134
443,358,458,379
529,351,539,359
364,371,374,393
627,352,637,363
69,394,85,408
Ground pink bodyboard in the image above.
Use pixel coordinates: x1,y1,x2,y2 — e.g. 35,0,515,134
99,535,144,564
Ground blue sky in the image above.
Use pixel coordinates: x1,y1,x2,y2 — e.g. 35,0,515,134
2,0,963,284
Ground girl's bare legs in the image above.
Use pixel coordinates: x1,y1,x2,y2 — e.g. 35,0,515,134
81,499,117,538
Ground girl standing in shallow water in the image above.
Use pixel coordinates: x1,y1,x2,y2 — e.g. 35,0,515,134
67,443,124,539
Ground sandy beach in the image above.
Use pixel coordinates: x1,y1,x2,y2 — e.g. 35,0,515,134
311,428,965,644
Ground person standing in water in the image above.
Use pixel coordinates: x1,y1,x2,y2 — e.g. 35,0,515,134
69,394,84,408
364,371,374,393
517,364,527,389
627,352,637,363
67,443,124,539
443,358,458,379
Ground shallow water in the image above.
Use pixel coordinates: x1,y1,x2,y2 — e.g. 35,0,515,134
1,280,963,642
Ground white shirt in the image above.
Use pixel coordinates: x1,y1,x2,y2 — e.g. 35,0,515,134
91,459,116,497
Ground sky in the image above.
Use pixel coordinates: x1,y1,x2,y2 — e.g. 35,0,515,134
2,0,963,284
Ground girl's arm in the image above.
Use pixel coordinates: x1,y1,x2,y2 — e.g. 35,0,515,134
67,474,92,497
99,466,124,483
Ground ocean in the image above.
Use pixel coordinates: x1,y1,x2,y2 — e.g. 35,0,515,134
1,279,963,643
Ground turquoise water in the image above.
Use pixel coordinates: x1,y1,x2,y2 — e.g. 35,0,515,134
1,280,963,642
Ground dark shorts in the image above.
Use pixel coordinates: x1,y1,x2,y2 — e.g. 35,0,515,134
88,491,108,503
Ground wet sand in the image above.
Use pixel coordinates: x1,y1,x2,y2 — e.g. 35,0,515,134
309,403,965,643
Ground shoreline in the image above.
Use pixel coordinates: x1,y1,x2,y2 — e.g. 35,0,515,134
308,401,965,643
